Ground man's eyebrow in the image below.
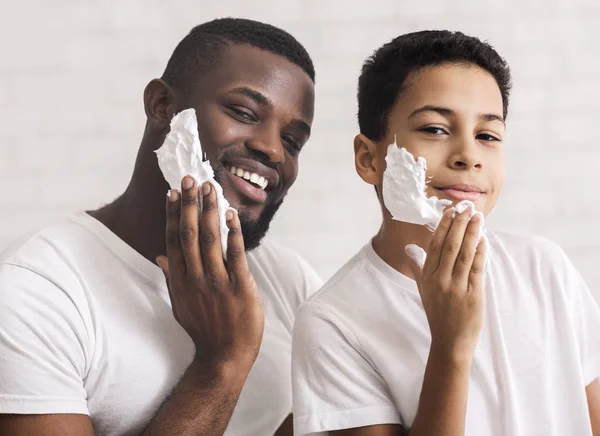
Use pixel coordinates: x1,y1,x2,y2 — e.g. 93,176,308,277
229,86,272,109
408,105,505,125
289,119,311,136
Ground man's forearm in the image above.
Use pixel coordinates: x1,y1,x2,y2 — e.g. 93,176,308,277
142,358,252,436
408,347,473,436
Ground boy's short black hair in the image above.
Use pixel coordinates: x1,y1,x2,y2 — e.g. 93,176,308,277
161,18,315,93
358,30,511,141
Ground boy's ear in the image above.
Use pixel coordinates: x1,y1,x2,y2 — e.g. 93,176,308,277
354,133,385,187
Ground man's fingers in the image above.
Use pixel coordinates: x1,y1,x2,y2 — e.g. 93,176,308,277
468,234,488,292
199,183,227,283
226,208,251,290
165,189,186,282
156,255,170,277
179,176,203,277
423,207,454,276
156,255,181,323
453,213,482,284
437,206,472,279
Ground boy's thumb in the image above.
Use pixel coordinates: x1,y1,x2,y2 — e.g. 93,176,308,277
405,244,426,280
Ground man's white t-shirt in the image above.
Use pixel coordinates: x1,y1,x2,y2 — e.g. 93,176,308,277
0,211,322,436
292,231,600,436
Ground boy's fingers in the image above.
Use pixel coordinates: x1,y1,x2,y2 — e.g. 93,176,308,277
437,206,472,280
453,213,482,284
423,207,454,276
468,234,488,291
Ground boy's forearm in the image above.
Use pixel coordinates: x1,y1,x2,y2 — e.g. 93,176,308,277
141,358,253,436
408,346,473,436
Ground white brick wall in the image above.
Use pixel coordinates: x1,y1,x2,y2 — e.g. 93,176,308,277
2,0,600,300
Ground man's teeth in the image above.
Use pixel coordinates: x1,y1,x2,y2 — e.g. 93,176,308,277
229,166,268,190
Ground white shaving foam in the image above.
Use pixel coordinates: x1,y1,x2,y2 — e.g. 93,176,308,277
382,139,452,231
382,137,485,267
155,108,234,258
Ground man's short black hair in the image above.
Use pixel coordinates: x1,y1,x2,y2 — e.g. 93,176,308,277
358,30,512,141
161,18,315,94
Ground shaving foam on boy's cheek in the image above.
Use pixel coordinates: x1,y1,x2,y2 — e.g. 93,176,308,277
155,108,234,258
382,136,452,231
382,136,487,266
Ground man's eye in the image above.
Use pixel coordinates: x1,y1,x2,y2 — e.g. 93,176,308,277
420,126,448,135
282,136,302,152
477,133,501,142
230,107,257,123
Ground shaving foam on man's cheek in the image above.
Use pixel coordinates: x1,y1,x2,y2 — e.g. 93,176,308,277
155,108,235,258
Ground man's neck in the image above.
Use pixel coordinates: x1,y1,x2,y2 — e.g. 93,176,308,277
88,169,169,266
371,217,434,280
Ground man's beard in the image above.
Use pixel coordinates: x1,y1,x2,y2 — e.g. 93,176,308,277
213,166,284,252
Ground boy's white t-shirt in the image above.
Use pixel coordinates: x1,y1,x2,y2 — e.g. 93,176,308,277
292,231,600,436
0,212,322,436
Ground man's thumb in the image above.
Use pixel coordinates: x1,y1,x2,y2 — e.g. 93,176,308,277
155,255,170,278
405,244,426,280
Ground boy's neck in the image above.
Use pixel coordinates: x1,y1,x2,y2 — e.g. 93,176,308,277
371,217,434,281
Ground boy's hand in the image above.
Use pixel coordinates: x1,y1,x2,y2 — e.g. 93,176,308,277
406,206,487,361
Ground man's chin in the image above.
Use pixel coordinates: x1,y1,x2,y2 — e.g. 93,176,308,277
236,198,284,252
214,166,283,251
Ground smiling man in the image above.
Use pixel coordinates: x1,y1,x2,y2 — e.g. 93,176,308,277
0,18,321,436
292,30,600,436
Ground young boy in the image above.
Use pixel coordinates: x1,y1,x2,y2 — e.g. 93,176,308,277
292,30,600,436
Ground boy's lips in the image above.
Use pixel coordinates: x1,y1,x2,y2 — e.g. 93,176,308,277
434,183,485,202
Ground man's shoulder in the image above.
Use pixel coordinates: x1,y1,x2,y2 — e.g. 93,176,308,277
0,213,105,300
248,240,324,309
2,213,94,270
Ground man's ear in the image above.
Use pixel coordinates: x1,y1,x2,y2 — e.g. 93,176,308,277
143,79,180,128
354,133,385,187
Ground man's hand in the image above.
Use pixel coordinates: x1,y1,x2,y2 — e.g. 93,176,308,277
156,175,264,370
407,205,487,361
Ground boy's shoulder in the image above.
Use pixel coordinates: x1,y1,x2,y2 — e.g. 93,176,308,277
487,229,567,264
300,242,415,321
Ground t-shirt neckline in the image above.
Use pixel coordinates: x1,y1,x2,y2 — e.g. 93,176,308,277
68,211,165,286
363,239,418,292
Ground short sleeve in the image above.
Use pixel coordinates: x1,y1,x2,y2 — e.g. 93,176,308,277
561,254,600,386
296,256,324,302
292,301,400,436
0,264,90,415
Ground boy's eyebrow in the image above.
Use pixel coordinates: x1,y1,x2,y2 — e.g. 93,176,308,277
408,105,505,125
481,113,505,125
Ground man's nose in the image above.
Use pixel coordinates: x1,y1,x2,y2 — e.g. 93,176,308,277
245,125,284,164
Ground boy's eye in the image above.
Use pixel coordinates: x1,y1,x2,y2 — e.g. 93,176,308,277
420,126,448,135
477,133,501,142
